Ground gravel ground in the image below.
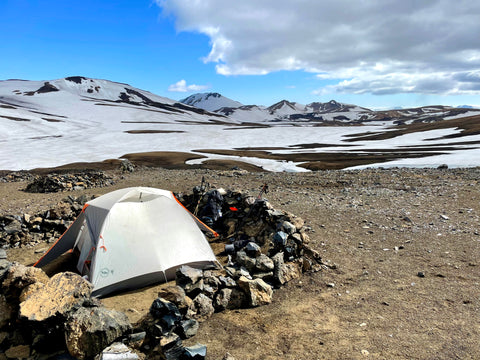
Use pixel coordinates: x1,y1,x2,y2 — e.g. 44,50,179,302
4,167,480,359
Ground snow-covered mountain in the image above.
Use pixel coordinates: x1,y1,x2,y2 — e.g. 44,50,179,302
179,92,243,112
214,98,374,123
1,77,480,172
212,96,479,125
0,77,223,119
0,77,234,170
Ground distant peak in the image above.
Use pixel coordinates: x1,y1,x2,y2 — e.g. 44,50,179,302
179,92,243,112
267,99,299,113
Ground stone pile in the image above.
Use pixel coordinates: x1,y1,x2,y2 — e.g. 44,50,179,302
0,194,91,249
179,187,323,286
0,184,325,359
24,171,115,193
0,171,36,183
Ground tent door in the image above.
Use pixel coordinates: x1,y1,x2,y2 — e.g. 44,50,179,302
75,222,95,278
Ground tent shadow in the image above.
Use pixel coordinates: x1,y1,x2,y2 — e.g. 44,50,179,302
40,251,78,277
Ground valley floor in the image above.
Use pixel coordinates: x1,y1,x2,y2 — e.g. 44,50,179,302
4,166,480,359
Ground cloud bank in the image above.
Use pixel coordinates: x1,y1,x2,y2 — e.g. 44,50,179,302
158,0,480,96
168,79,209,92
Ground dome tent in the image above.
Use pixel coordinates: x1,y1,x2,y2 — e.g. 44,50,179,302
34,187,218,297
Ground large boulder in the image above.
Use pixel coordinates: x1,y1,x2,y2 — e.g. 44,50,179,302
19,272,92,322
237,276,273,307
2,263,49,300
65,306,132,360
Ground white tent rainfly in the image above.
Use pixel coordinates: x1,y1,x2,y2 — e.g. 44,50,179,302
34,187,218,297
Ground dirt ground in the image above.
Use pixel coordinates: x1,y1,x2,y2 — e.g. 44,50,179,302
4,166,480,360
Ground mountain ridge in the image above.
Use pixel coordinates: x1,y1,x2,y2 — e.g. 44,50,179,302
1,76,480,172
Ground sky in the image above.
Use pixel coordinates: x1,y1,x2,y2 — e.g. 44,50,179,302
1,0,480,109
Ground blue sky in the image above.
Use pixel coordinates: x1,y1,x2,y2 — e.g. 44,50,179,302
1,0,480,109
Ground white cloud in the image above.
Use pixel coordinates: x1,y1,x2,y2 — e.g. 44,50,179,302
168,79,209,92
157,0,480,96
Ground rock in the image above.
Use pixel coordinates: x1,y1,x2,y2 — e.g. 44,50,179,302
299,257,312,272
203,271,221,290
218,276,236,288
2,263,49,299
252,272,274,282
245,242,261,257
20,272,92,322
5,344,31,359
255,254,274,272
237,276,273,307
222,352,236,360
193,293,214,319
302,244,322,263
271,252,285,281
273,231,288,246
149,298,182,335
214,288,245,311
156,333,183,360
157,286,187,309
4,219,22,235
417,271,425,278
266,209,284,218
0,294,14,329
300,231,310,244
0,249,6,260
177,319,199,339
150,298,182,320
290,233,303,244
183,279,205,298
176,266,203,287
49,202,74,220
65,306,132,360
98,342,139,360
236,250,256,272
237,267,252,279
278,263,302,285
120,159,135,173
279,221,296,235
289,216,305,231
126,332,146,349
182,343,207,359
